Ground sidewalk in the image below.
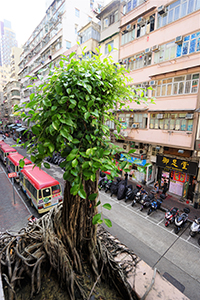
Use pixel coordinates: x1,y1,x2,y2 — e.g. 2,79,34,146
0,165,31,232
127,177,200,222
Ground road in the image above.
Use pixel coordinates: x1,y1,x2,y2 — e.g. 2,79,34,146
2,136,200,300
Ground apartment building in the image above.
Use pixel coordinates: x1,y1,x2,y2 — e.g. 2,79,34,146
10,47,22,79
2,80,20,124
18,0,99,108
0,20,18,66
0,64,11,124
112,0,200,202
97,0,121,62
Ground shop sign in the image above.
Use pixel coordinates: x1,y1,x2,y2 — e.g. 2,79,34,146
156,155,198,176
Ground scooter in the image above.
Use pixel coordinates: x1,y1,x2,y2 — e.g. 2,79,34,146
131,185,142,206
164,207,179,227
140,193,154,211
110,178,121,197
189,217,200,237
174,207,190,234
98,177,107,190
147,199,162,215
124,185,133,202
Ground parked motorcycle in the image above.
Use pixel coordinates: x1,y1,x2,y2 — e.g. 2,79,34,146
147,199,162,215
117,180,127,200
140,193,154,211
131,185,142,206
105,180,113,193
99,178,107,190
110,178,121,197
124,185,133,202
189,216,200,237
174,207,190,234
164,207,179,227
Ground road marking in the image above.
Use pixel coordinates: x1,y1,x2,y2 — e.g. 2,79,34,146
100,190,200,250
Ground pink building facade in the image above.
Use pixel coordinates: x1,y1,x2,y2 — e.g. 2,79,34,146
101,0,200,202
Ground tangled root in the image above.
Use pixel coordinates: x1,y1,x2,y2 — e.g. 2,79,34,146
0,204,139,300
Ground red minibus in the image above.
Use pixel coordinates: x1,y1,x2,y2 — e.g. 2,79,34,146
20,164,63,214
0,145,17,164
6,153,32,182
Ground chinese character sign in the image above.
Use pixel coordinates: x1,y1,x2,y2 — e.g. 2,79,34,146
156,155,198,176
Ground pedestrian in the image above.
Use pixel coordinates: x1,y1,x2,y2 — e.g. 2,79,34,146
154,181,159,193
162,179,168,195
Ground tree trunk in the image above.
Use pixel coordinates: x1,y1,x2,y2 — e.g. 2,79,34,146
61,178,99,274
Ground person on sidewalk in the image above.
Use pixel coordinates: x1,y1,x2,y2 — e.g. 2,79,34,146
154,181,159,193
162,179,168,195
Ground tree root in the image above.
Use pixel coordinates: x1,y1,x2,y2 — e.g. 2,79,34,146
0,204,139,300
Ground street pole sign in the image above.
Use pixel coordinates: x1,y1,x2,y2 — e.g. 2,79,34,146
8,172,17,204
8,172,17,178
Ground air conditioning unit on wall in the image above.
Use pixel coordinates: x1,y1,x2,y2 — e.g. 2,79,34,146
175,36,183,44
157,114,164,119
126,24,132,31
123,143,130,152
185,113,194,119
152,45,160,52
137,17,145,26
158,5,166,15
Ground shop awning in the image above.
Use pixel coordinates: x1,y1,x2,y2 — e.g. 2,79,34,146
120,154,147,166
16,127,26,132
8,124,15,128
12,126,19,129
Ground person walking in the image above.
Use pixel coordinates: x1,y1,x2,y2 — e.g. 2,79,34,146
124,172,128,187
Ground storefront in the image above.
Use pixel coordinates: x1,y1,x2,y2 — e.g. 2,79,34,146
121,154,152,184
156,155,198,200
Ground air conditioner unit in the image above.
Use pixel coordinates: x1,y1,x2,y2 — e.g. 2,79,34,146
118,59,123,64
123,144,130,152
150,80,156,85
158,5,166,15
157,114,164,119
185,113,194,119
175,36,183,44
132,123,139,129
137,17,145,26
126,24,132,31
152,45,160,52
145,48,151,54
121,131,128,137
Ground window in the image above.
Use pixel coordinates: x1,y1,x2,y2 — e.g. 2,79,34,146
66,41,71,49
43,188,51,197
150,113,193,131
157,0,199,29
126,52,152,70
118,113,148,129
136,14,155,38
121,25,135,45
75,8,80,17
52,185,61,194
152,73,199,97
105,40,114,54
103,17,108,29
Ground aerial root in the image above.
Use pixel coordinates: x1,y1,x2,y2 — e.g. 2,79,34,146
0,204,139,300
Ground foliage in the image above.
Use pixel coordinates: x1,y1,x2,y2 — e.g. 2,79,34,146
15,51,154,225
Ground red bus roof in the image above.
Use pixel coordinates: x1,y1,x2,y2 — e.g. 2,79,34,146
21,164,60,190
0,141,7,145
7,153,32,166
0,145,17,153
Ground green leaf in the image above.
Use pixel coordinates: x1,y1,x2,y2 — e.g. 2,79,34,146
108,44,112,53
128,149,136,154
60,60,64,67
38,144,45,154
67,88,71,94
95,200,101,207
19,159,25,168
104,149,110,155
30,93,35,100
51,106,57,111
102,203,112,210
44,162,50,169
78,189,86,199
52,120,60,130
92,213,101,225
84,112,90,120
72,159,78,168
58,96,68,104
88,193,98,201
60,128,69,139
103,218,112,228
70,184,79,195
66,153,77,161
43,98,51,106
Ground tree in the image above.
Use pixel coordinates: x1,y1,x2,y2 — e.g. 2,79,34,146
12,51,153,299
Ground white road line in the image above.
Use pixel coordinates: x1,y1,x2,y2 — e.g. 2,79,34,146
100,190,200,250
1,167,32,215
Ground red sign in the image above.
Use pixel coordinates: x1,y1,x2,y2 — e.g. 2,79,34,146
8,172,17,178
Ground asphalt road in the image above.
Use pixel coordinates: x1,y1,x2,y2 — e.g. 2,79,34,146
2,136,200,300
